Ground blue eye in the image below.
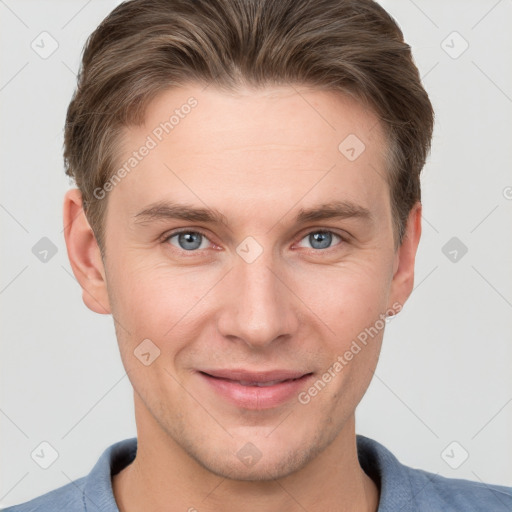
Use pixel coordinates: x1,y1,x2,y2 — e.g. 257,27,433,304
162,229,344,254
297,230,343,250
166,231,211,251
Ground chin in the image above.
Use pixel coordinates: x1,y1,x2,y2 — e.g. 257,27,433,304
199,450,310,482
182,427,332,482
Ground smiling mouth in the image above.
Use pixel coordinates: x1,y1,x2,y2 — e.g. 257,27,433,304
201,372,310,387
197,370,314,409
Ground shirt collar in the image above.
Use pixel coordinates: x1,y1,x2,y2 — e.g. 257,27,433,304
81,435,414,511
83,437,137,512
357,434,416,512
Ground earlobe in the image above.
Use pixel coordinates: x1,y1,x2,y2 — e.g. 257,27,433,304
388,201,422,311
62,188,111,315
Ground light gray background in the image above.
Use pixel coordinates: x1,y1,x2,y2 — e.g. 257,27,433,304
1,0,511,507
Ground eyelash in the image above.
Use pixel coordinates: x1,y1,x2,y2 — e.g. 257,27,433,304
160,228,347,256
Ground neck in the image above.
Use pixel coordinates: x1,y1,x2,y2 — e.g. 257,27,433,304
113,395,379,512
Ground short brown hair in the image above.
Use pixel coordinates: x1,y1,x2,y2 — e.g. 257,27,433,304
64,0,434,255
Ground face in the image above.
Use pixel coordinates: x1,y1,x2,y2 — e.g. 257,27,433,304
71,84,419,480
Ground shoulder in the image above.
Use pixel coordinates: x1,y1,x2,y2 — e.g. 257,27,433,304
356,434,512,511
0,477,86,512
1,437,137,512
406,465,512,511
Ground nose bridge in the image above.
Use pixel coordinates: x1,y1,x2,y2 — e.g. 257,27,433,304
216,244,296,348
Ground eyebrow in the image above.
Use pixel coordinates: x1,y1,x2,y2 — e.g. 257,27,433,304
133,199,373,228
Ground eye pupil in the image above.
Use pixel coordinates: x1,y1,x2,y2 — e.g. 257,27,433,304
178,232,202,250
310,231,332,250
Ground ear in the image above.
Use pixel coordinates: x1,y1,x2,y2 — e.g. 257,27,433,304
62,188,111,315
388,201,422,313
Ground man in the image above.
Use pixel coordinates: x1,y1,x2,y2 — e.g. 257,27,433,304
3,0,511,510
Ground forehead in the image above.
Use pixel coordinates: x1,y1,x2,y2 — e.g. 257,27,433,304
138,84,385,158
109,84,390,226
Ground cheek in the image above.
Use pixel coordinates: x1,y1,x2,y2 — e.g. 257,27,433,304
291,259,390,337
106,255,220,362
107,237,393,355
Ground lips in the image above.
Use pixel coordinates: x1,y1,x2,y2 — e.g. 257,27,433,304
197,369,314,409
200,368,309,383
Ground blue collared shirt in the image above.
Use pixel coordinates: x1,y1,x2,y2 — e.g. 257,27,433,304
3,435,512,511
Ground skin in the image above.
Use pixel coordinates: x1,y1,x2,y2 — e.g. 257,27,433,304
63,83,421,512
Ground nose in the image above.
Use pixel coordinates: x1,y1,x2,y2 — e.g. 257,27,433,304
216,248,299,350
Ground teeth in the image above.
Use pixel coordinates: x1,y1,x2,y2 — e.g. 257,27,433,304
238,380,285,387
